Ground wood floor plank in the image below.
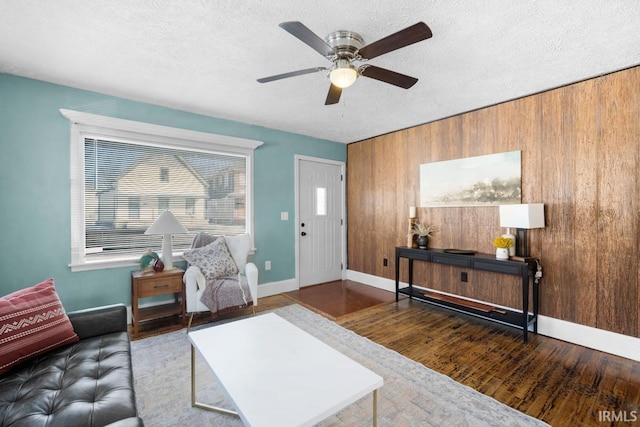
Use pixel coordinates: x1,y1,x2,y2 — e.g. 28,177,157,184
528,343,584,421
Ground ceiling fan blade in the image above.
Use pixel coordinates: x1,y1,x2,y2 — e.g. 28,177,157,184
358,22,432,60
325,84,342,105
360,66,418,89
257,67,326,83
279,21,335,58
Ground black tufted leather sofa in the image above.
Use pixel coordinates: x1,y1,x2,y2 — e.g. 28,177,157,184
0,304,143,427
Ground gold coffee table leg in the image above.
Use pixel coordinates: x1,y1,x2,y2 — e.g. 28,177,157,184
191,345,239,416
373,389,378,427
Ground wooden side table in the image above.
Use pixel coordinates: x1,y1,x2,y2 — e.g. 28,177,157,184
131,268,185,337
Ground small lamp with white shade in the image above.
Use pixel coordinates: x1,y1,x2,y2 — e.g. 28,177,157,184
499,203,545,260
144,210,189,271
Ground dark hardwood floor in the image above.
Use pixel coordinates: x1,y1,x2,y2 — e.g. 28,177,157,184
283,279,397,319
132,281,640,427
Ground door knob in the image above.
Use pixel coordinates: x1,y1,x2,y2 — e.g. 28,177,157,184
301,231,307,236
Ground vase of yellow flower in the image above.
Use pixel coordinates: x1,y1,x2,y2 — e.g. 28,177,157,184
493,236,513,260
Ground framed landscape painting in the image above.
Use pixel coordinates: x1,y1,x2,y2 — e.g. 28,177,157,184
420,151,521,207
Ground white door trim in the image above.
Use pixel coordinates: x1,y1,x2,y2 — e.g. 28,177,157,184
294,155,346,288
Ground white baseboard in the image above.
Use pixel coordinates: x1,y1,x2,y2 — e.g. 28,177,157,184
257,278,298,299
346,269,397,293
536,315,640,362
346,269,640,362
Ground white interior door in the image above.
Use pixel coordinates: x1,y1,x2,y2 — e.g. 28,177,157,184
297,157,344,287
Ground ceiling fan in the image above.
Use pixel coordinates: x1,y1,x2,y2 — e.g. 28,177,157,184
257,21,433,105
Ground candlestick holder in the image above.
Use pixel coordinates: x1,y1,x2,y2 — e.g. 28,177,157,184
407,217,416,248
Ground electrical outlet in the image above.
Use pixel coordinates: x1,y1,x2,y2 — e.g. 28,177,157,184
461,272,468,282
265,261,271,270
383,258,388,267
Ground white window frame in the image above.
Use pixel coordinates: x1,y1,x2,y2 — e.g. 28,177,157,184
61,109,263,272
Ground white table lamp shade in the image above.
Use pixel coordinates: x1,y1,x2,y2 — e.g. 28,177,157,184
499,204,545,229
144,210,188,269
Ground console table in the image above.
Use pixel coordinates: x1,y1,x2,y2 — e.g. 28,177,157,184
395,247,539,342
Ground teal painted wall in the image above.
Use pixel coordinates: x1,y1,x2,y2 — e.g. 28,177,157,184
0,74,345,311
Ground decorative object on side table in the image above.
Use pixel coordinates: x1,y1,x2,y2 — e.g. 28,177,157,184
407,218,416,248
413,222,437,249
407,206,417,248
501,227,516,256
493,236,513,260
443,249,477,255
144,210,189,270
151,257,164,272
139,249,159,272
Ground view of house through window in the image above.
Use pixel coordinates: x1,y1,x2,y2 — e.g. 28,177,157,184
83,138,247,260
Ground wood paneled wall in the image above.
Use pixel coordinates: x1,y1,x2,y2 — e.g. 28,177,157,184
347,66,640,337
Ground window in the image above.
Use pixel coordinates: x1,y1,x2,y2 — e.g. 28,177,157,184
160,167,169,182
316,187,327,216
158,196,169,211
186,198,196,216
63,109,262,271
128,197,140,219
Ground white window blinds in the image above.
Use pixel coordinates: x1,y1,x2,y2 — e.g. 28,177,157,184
62,109,262,271
83,138,246,260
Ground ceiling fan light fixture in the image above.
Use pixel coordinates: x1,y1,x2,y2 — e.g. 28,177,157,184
330,62,358,88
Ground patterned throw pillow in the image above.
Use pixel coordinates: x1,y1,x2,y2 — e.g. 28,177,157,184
0,279,79,374
183,237,239,281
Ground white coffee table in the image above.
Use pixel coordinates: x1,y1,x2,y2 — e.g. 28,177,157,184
188,312,383,427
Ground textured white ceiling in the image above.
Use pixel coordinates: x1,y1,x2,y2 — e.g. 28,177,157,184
1,1,639,143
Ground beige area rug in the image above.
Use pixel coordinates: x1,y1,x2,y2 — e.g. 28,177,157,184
131,304,548,426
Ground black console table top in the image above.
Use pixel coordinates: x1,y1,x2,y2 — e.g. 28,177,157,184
394,246,539,342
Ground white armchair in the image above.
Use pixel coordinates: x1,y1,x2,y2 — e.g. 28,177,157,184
183,233,258,329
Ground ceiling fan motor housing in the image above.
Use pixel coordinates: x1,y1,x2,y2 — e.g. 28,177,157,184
324,30,364,60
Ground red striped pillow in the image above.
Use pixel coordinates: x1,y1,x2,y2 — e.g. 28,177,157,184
0,279,79,374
